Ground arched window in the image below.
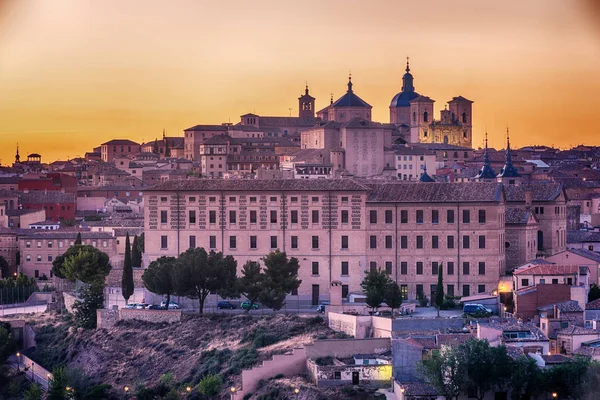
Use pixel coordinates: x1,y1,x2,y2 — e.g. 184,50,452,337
451,113,456,121
412,112,416,123
537,231,544,252
423,111,429,122
462,112,467,123
444,136,449,144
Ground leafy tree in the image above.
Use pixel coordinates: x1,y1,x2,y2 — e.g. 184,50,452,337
236,260,264,312
142,256,177,309
47,367,69,400
258,250,301,311
52,245,111,284
74,232,82,245
0,323,15,365
121,233,134,304
361,268,391,312
419,346,464,400
0,255,9,278
510,356,544,400
73,281,105,329
384,281,403,316
137,233,145,253
589,283,600,303
436,263,444,317
544,356,591,400
132,235,142,268
172,248,237,314
198,374,222,396
23,383,43,400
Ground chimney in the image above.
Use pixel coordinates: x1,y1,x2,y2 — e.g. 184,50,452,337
524,186,533,209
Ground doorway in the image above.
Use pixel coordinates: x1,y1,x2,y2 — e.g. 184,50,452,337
352,371,359,385
312,285,319,306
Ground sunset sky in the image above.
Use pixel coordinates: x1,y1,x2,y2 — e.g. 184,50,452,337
1,0,599,164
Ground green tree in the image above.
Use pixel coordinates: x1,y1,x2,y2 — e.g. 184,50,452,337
74,232,82,245
23,383,43,400
137,233,145,253
73,281,105,329
0,323,16,365
0,255,9,278
198,374,222,396
509,356,543,400
121,233,134,304
361,268,392,312
52,245,111,284
236,260,264,312
142,256,177,309
384,281,403,316
258,250,301,311
544,356,591,400
173,248,237,314
589,283,600,303
436,263,444,317
419,346,464,400
132,235,142,268
47,367,69,400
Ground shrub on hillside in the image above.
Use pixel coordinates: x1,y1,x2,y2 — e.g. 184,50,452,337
198,374,222,396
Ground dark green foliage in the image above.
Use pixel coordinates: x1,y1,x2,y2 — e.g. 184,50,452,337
258,250,301,311
361,268,392,311
47,367,69,400
132,235,142,268
74,232,82,245
24,323,70,370
589,283,600,303
23,383,43,400
436,263,444,316
384,281,403,314
142,256,177,309
0,324,15,366
198,374,222,396
235,260,263,312
545,356,591,400
121,233,134,303
73,281,105,329
0,256,9,278
52,245,111,284
0,274,38,304
137,233,145,253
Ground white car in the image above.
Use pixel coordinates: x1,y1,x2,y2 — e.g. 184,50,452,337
124,303,137,309
160,301,180,309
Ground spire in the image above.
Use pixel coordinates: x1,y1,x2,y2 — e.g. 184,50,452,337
419,162,435,182
484,131,491,166
474,130,497,181
406,56,410,73
305,82,309,96
330,93,334,105
497,126,521,179
506,126,512,165
402,57,414,93
15,143,20,164
347,73,353,92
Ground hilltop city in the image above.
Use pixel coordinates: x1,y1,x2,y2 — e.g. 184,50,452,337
1,62,600,399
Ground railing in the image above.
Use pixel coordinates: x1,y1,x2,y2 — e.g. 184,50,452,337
12,354,52,390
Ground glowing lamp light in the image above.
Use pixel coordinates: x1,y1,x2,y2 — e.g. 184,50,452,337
230,387,236,393
294,388,300,394
552,393,558,398
186,386,192,392
124,386,129,392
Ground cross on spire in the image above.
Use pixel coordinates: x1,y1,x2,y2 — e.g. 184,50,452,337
406,56,410,72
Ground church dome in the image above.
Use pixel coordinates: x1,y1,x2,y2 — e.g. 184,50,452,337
390,90,420,108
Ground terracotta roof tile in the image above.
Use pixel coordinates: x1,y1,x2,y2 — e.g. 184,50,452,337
513,264,580,276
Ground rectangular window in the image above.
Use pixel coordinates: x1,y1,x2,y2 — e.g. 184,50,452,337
416,284,424,297
341,196,348,203
463,235,470,249
432,210,439,224
47,255,53,262
447,262,454,275
290,210,298,224
209,236,216,249
342,285,349,298
385,235,393,249
250,210,257,224
189,235,196,249
341,262,349,276
432,262,439,275
270,196,277,202
250,236,257,249
400,236,408,249
271,236,278,249
47,241,53,248
567,277,573,285
341,210,349,224
341,236,349,249
312,196,319,203
312,262,319,275
229,210,237,224
385,261,393,275
160,235,168,249
229,196,236,203
479,235,486,249
463,284,470,297
289,196,296,203
478,284,486,293
447,235,455,249
160,210,168,224
209,196,216,203
447,209,455,223
291,236,298,249
400,284,408,300
522,279,530,286
312,236,319,249
416,236,423,249
416,210,424,224
270,210,277,224
189,210,196,224
552,279,558,284
478,209,486,223
385,210,393,224
463,210,470,224
312,210,319,224
432,236,439,249
370,236,377,249
416,262,423,275
209,210,217,224
400,210,408,223
26,241,31,248
479,262,486,275
370,261,377,272
369,210,377,224
447,284,455,297
230,236,237,249
463,262,470,275
401,262,408,275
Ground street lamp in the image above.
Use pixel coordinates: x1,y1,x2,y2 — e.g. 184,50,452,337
230,387,236,400
552,393,558,399
186,386,192,393
294,387,300,394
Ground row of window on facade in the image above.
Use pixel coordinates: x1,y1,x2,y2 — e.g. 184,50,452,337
160,208,491,226
24,240,109,249
520,278,574,287
159,195,330,204
335,282,484,300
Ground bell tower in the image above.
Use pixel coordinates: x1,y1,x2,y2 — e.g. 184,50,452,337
298,84,315,120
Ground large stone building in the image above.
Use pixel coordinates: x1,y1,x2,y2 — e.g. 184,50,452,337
143,180,508,305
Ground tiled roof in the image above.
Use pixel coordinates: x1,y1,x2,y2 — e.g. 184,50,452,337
19,231,114,240
396,382,440,396
342,118,384,129
504,183,563,202
513,264,580,276
184,125,229,132
586,298,600,310
85,219,143,227
557,326,600,336
258,116,317,128
101,139,140,146
113,228,144,237
540,354,572,364
145,179,369,192
486,319,548,341
366,182,503,203
537,300,583,313
505,207,536,224
568,231,600,244
21,191,75,204
562,248,600,263
436,333,473,346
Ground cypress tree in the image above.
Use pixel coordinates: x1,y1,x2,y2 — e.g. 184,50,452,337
132,235,142,268
121,233,134,304
436,263,444,317
74,232,82,245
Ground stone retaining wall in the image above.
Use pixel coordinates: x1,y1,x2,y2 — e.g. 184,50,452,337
63,292,78,314
96,308,181,329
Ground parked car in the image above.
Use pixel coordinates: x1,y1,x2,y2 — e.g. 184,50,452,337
463,303,492,316
147,304,161,310
375,310,393,318
135,303,149,309
124,303,137,309
217,301,236,310
160,301,180,309
316,301,330,313
240,301,259,310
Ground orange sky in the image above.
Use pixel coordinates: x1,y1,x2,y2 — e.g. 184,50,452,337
1,0,600,164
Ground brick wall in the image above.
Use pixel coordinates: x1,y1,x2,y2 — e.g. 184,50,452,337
119,308,182,323
328,313,372,338
97,309,119,329
514,284,571,321
305,338,391,359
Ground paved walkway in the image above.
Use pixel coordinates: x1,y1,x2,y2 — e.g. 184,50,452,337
0,304,47,316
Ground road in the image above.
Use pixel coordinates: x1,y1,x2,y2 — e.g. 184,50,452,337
0,304,47,316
